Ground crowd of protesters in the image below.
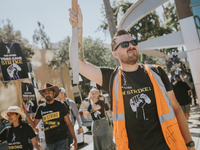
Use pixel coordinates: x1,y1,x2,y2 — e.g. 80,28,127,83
0,4,198,150
68,5,195,150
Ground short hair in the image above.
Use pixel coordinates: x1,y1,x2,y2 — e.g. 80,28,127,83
110,29,130,51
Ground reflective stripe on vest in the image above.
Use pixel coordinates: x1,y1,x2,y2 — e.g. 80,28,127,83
149,67,176,123
112,65,187,150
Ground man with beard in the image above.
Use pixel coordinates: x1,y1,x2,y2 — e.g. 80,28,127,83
23,83,77,150
68,6,194,150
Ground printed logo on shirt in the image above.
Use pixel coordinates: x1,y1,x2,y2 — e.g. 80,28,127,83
42,111,60,122
44,121,60,126
121,75,132,89
44,121,60,131
123,87,151,95
42,112,61,131
94,110,101,119
90,108,102,119
8,145,23,149
8,141,23,149
12,133,16,142
130,93,151,120
41,110,53,116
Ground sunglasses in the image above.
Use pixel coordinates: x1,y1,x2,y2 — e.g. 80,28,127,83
43,90,53,96
114,40,138,51
7,112,17,117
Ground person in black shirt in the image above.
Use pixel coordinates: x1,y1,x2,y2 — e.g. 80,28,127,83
23,83,77,150
57,87,83,150
0,106,41,150
173,74,192,120
82,88,116,150
69,6,194,150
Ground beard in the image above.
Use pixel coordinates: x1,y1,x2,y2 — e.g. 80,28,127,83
45,96,53,102
119,48,139,65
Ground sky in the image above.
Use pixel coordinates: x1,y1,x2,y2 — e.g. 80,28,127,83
0,0,174,47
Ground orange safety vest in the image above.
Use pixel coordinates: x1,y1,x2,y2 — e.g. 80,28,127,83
112,65,187,150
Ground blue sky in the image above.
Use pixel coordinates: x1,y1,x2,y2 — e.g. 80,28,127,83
0,0,174,46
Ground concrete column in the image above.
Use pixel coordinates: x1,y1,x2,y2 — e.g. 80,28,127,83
179,17,200,104
175,0,200,104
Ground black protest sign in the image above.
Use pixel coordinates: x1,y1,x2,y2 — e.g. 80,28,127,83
0,43,28,81
167,56,186,76
27,62,38,89
21,82,37,113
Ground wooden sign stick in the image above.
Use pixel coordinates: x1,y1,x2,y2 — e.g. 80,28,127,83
71,0,79,84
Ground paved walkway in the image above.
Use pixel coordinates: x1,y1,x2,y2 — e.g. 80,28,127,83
188,104,200,150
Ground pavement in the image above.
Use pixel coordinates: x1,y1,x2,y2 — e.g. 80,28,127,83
188,104,200,150
78,104,200,150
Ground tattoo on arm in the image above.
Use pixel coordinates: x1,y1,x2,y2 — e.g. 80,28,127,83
78,42,84,61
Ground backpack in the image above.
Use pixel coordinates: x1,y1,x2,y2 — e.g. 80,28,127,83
64,99,76,124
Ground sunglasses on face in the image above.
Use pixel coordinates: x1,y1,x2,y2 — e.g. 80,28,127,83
43,90,53,96
7,112,17,117
114,40,138,51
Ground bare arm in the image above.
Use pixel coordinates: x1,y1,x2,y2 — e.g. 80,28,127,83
71,101,83,134
22,103,40,128
105,110,110,113
167,90,194,149
69,5,102,86
31,137,42,150
64,114,77,150
71,101,82,128
188,89,192,96
81,102,90,119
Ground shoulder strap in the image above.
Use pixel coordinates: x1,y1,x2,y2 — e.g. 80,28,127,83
64,101,70,110
109,66,120,110
144,64,161,77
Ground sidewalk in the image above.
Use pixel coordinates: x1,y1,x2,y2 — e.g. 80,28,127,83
188,104,200,150
80,104,200,150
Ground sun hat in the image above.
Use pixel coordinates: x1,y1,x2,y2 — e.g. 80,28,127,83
59,87,66,93
1,106,26,120
38,83,59,98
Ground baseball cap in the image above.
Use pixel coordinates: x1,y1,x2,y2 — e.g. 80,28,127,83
174,74,180,79
59,87,66,93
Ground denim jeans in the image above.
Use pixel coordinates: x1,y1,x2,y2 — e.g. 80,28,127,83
47,139,68,150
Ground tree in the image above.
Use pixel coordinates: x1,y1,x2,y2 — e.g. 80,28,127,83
161,2,180,55
0,19,34,84
99,1,172,65
32,21,52,49
102,0,120,66
0,20,34,62
102,0,117,38
49,36,116,98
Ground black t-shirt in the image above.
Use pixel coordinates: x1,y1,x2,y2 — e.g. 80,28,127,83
35,100,69,144
100,65,172,150
0,122,36,150
88,100,106,120
172,81,191,105
104,103,110,111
